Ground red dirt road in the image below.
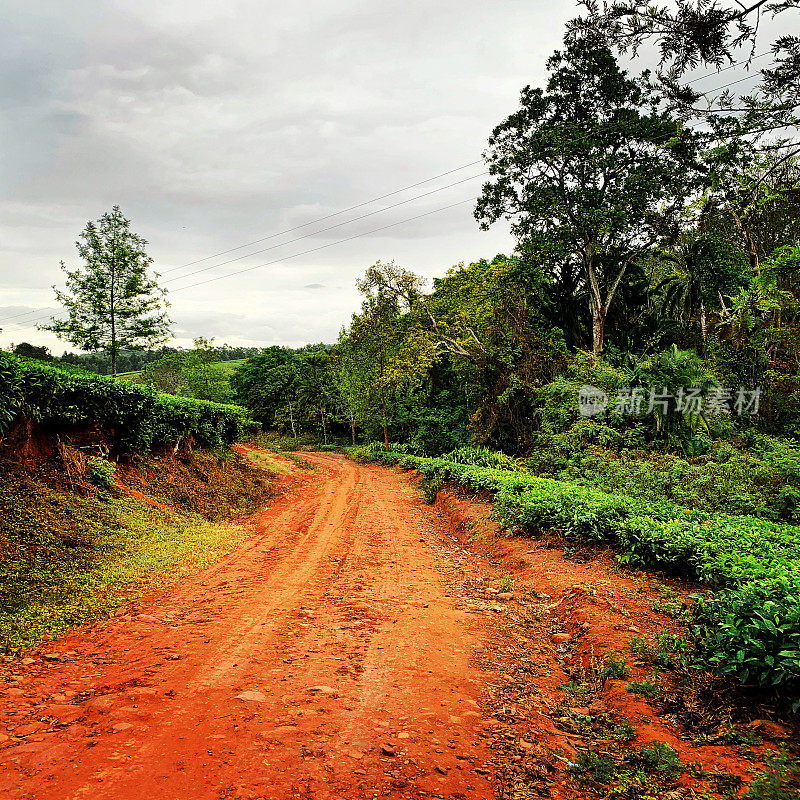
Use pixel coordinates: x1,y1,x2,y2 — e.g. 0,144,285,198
1,453,497,799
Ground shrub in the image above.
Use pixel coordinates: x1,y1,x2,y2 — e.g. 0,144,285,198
348,443,800,697
86,457,116,488
0,353,256,454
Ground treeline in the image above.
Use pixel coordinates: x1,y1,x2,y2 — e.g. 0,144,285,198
6,342,272,376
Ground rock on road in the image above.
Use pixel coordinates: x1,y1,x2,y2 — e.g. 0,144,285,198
1,452,497,799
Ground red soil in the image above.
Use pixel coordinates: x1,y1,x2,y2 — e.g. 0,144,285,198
1,452,795,799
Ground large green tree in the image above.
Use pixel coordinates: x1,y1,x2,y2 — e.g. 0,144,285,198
475,33,699,357
44,206,171,377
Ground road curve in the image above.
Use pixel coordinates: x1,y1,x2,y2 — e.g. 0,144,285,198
1,452,496,799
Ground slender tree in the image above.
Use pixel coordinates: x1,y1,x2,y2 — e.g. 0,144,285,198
43,206,171,377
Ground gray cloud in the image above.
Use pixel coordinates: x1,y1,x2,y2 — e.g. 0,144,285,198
1,0,574,351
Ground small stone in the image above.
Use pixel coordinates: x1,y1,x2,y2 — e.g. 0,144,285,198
397,731,409,739
43,653,60,662
551,633,570,645
5,688,25,697
496,592,513,601
236,690,267,703
381,745,396,757
166,654,180,661
112,723,133,732
21,658,35,666
306,685,337,695
14,723,43,736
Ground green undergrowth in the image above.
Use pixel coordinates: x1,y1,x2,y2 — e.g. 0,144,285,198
0,448,274,650
347,443,800,700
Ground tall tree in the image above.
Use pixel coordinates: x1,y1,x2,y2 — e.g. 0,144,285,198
43,206,170,377
475,33,699,357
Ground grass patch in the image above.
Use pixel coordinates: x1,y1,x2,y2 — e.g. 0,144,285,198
0,451,265,650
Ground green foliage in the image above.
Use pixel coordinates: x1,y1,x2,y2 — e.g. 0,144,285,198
86,457,116,489
475,33,700,355
745,749,800,800
629,631,689,669
626,679,660,698
445,446,520,471
0,353,255,453
419,476,443,504
637,742,683,777
601,649,632,679
351,445,800,696
498,573,514,593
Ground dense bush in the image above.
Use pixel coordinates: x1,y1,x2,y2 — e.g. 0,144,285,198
351,445,800,699
0,353,256,453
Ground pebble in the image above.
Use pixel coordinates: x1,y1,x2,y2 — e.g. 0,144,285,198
381,744,396,757
236,691,267,703
306,685,337,695
112,723,133,732
551,633,570,644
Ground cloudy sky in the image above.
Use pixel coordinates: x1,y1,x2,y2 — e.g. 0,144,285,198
0,0,580,351
0,0,771,352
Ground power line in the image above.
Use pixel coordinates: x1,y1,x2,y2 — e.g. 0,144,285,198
169,198,476,293
0,166,486,327
1,198,477,331
165,171,487,285
162,160,483,274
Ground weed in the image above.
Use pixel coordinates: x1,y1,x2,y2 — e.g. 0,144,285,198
650,598,685,618
419,476,443,503
568,752,618,785
86,456,116,489
610,722,637,741
629,631,689,669
745,749,800,800
601,650,632,679
560,680,592,697
636,742,684,777
720,724,763,746
626,678,660,698
498,573,514,593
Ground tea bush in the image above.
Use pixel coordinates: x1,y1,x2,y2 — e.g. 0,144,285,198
352,445,800,698
0,353,256,453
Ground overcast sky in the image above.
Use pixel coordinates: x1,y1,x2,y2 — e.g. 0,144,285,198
0,0,772,353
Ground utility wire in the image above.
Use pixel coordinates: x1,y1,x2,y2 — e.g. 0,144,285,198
165,171,487,284
0,167,486,327
162,160,483,273
2,198,476,330
0,56,791,329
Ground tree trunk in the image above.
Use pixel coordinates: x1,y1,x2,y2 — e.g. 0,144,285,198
111,346,117,378
289,401,297,439
321,413,328,445
591,306,606,358
383,425,389,452
350,417,356,446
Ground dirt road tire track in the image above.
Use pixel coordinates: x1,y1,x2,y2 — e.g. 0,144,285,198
1,452,497,800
